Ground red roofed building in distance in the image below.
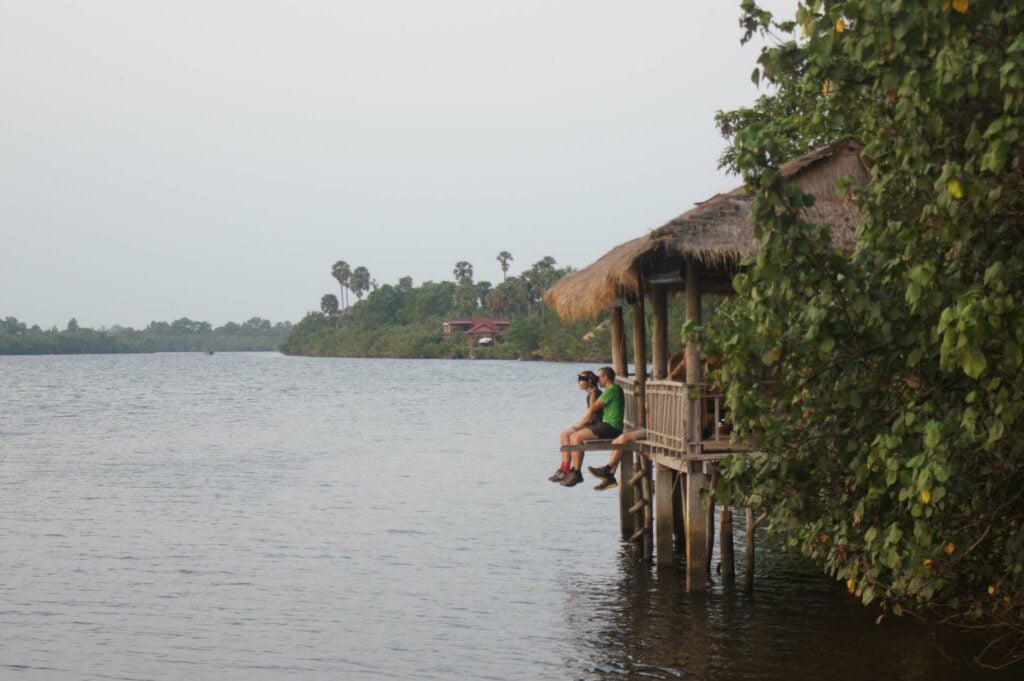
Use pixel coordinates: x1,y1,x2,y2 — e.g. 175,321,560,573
442,318,511,348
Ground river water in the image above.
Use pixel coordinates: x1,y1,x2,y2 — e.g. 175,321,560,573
0,353,1015,680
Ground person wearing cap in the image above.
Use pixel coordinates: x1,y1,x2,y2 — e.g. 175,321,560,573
558,366,624,487
550,370,602,483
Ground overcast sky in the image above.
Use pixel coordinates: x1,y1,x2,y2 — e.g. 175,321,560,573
2,0,796,329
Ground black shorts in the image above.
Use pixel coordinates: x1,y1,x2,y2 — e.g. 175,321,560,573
589,422,623,439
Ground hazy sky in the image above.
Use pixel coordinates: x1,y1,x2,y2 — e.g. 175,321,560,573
2,0,796,329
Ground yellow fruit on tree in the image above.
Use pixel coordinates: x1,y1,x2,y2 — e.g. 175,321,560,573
921,489,932,504
952,0,969,14
947,178,964,199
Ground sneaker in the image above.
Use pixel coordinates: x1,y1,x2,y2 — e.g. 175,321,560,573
549,469,568,483
587,464,615,483
560,469,584,487
594,478,618,491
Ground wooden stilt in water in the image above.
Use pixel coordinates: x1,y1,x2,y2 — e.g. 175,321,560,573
618,451,636,539
744,506,755,593
641,456,654,562
672,471,685,546
655,463,674,566
720,506,735,581
705,465,718,578
685,460,708,591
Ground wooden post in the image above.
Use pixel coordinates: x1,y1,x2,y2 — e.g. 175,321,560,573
642,457,653,562
705,465,719,577
651,285,668,380
744,506,755,593
655,463,674,566
672,471,685,546
610,306,628,378
685,460,708,591
632,296,647,419
720,507,735,581
618,451,636,539
684,256,703,389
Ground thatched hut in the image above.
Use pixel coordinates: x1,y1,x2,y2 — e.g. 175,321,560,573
545,140,868,326
544,140,871,587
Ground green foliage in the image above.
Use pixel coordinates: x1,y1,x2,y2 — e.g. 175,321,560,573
0,316,292,354
282,257,611,361
714,0,1024,664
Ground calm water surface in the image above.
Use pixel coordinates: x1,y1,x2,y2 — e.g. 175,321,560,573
0,354,1015,680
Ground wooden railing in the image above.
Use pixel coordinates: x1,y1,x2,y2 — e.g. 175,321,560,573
617,376,637,430
616,377,750,456
645,380,687,452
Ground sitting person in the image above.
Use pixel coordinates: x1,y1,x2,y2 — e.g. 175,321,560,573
550,371,602,483
560,367,624,488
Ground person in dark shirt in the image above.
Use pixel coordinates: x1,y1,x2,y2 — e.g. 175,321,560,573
550,371,602,483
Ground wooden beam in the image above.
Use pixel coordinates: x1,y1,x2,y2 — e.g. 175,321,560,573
651,285,668,380
559,442,642,452
655,463,675,566
610,306,627,377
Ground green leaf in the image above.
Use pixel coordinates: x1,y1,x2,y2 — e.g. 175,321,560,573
962,347,987,379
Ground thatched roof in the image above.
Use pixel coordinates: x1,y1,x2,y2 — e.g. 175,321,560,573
544,234,656,322
545,140,868,322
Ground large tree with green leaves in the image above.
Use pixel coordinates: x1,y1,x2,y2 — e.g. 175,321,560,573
320,294,339,316
713,0,1024,665
496,251,513,281
350,266,371,302
331,260,351,309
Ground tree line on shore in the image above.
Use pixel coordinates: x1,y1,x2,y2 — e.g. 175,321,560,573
281,253,691,360
0,316,292,354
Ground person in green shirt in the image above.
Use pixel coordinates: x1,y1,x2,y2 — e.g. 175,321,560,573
560,366,624,487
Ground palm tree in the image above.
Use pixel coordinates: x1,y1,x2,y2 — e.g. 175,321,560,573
496,251,513,281
350,266,371,302
321,294,339,316
331,260,351,308
453,261,474,284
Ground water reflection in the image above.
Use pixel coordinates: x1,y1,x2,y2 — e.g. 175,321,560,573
562,530,1017,681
